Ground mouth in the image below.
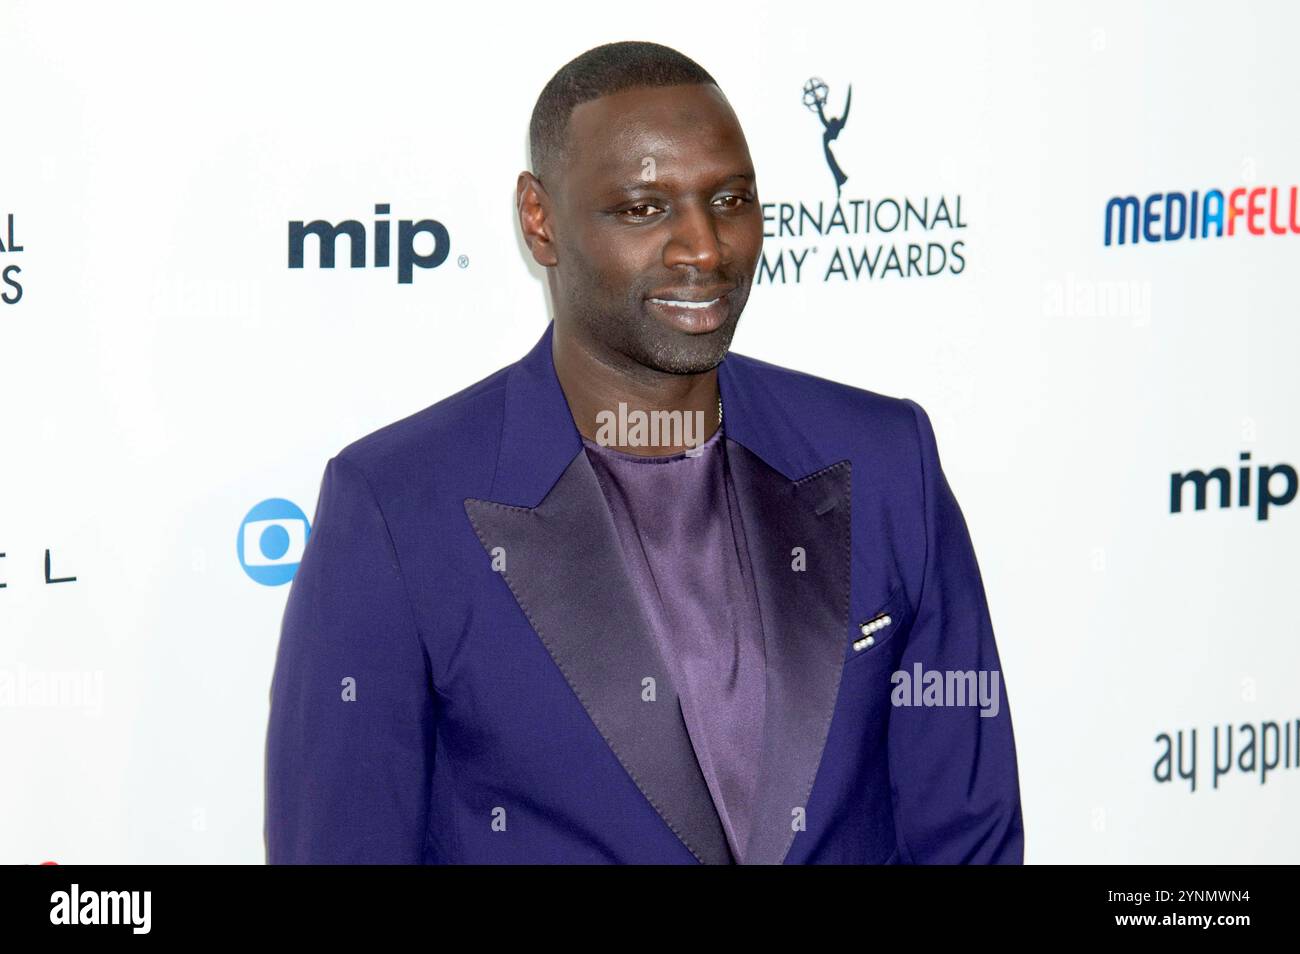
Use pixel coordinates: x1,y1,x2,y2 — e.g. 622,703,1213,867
645,289,733,334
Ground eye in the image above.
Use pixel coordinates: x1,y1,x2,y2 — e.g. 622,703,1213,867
619,204,663,219
713,194,754,209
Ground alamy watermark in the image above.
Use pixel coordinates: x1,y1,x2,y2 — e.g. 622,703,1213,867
594,401,708,450
0,665,104,716
891,664,1001,718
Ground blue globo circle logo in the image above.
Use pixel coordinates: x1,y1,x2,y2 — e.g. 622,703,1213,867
238,498,311,585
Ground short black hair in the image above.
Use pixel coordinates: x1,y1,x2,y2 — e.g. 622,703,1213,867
528,40,719,188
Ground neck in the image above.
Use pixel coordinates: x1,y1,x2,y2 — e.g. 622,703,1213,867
552,321,721,457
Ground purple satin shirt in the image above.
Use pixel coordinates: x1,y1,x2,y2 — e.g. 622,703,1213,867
581,422,768,863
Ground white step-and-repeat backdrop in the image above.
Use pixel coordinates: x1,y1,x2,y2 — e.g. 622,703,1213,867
2,0,1296,863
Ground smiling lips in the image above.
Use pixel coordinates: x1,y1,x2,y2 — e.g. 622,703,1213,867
647,297,720,308
646,288,733,333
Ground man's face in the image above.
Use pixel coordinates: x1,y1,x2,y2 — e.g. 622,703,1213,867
533,83,763,375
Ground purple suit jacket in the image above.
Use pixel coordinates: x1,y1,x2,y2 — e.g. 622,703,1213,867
264,321,1025,864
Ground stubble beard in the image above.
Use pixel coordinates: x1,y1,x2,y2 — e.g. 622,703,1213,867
572,285,748,378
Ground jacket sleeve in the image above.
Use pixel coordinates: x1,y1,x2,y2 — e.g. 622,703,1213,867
265,453,435,863
887,399,1025,863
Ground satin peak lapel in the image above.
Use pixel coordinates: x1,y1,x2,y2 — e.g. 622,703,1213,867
464,450,735,865
725,440,852,865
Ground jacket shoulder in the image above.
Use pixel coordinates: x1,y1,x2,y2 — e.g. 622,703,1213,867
329,361,511,492
724,349,930,453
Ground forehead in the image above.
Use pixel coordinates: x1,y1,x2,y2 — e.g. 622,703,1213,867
564,84,749,184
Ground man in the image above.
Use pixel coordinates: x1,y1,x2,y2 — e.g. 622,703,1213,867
265,40,1024,864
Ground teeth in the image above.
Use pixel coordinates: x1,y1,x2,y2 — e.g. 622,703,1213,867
650,298,719,309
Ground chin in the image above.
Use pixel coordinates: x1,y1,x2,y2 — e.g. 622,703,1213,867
643,326,737,375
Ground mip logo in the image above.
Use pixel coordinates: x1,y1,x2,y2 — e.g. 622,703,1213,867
289,203,450,283
802,77,853,197
238,499,310,585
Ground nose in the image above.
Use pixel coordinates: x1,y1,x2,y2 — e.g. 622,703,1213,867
663,200,724,273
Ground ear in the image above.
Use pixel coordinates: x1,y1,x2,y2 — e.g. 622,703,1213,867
517,171,558,267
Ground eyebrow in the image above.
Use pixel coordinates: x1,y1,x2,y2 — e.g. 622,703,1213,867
605,172,754,195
